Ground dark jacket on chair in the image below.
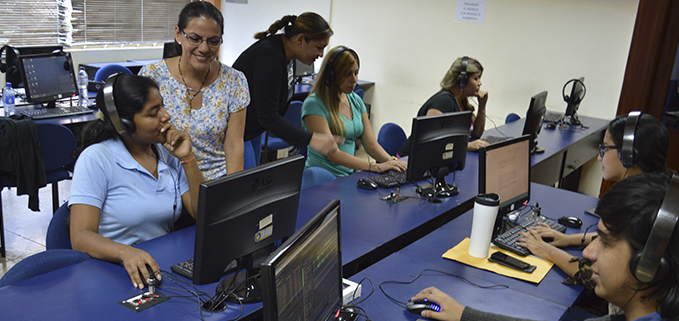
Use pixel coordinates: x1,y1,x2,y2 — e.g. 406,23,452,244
0,115,46,211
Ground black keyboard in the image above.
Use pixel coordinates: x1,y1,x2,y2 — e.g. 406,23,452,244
171,259,194,279
482,135,509,145
367,171,408,188
22,106,93,119
544,111,563,123
493,217,567,256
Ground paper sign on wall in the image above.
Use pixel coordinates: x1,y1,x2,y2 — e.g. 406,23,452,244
455,0,487,23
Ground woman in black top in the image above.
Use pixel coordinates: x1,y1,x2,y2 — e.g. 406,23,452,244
234,13,338,162
399,57,489,155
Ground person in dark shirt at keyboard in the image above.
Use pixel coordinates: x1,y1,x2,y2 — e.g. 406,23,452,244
302,46,406,177
69,74,204,290
412,173,679,321
399,56,489,155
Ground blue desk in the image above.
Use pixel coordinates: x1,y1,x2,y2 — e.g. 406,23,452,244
348,183,600,320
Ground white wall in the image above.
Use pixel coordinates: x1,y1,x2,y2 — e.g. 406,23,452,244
216,0,638,135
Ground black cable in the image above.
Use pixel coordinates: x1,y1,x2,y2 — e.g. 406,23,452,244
379,269,509,306
349,278,375,306
479,107,509,139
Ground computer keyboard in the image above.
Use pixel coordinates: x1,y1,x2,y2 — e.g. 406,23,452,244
544,111,563,123
21,106,93,119
482,135,510,145
493,217,567,256
171,259,194,279
366,170,408,188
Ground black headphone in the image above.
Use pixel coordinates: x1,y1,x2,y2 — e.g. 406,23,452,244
323,46,359,85
0,45,21,87
457,56,469,89
562,78,587,104
629,174,679,284
102,74,136,136
620,111,641,169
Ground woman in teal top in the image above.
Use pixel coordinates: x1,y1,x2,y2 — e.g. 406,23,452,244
302,46,406,177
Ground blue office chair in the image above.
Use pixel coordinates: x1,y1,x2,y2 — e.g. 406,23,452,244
0,249,90,288
262,100,304,160
301,167,336,190
353,84,365,100
46,203,72,250
505,113,521,124
94,64,133,82
377,123,407,156
243,139,257,170
38,122,77,213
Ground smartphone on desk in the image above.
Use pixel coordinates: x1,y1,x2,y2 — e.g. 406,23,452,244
488,251,536,273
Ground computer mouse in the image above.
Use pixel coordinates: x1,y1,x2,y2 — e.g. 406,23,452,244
356,178,378,190
334,306,358,321
140,264,161,288
406,299,441,315
558,216,583,228
545,123,557,130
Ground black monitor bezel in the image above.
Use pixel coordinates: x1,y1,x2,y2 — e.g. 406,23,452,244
17,51,78,105
260,199,342,321
521,91,548,153
4,45,64,88
293,59,315,78
564,77,585,117
405,110,472,183
191,155,305,285
478,134,532,237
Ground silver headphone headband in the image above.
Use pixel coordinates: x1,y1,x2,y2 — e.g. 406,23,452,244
103,74,129,136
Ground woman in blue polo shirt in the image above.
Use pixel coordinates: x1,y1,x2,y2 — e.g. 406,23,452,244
69,74,204,289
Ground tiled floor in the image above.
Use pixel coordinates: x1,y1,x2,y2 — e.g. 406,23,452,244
0,180,71,279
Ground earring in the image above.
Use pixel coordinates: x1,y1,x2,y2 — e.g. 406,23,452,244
298,44,301,48
178,41,182,45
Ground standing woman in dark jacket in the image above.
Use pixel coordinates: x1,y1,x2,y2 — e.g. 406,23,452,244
233,12,338,163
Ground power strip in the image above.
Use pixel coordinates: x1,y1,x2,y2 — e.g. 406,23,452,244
342,278,362,305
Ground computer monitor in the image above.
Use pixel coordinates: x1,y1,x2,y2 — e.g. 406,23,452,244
162,41,179,59
261,200,342,321
521,91,548,154
478,134,532,237
293,59,314,83
17,51,78,108
563,77,585,125
3,45,64,87
406,110,472,200
190,155,305,301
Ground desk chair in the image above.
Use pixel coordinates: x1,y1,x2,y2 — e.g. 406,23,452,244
377,123,407,156
243,139,256,170
38,122,77,213
505,113,521,124
262,100,303,163
94,64,133,82
301,167,336,190
353,84,365,100
46,203,72,250
0,249,90,287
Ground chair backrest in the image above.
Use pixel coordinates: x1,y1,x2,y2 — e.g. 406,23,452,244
267,100,304,140
353,84,365,100
377,123,407,156
243,139,257,170
301,167,336,190
505,113,521,124
0,249,90,287
46,203,72,250
37,123,77,172
94,64,133,82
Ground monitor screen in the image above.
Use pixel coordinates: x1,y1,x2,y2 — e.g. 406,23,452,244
478,135,531,237
3,45,64,87
17,51,78,107
261,200,342,321
191,155,305,293
521,91,548,154
406,111,471,199
294,59,315,78
564,77,585,118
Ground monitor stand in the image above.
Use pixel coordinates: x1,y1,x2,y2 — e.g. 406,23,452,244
416,169,459,202
214,249,269,304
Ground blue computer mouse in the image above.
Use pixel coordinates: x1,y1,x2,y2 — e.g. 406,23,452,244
406,299,441,315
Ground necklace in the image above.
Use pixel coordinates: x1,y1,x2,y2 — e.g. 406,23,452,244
178,55,210,109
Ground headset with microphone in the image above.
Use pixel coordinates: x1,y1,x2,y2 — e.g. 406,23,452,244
102,74,136,136
323,46,359,85
620,111,641,169
629,173,679,285
457,56,469,89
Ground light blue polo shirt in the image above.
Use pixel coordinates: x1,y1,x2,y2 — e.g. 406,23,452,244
69,139,190,245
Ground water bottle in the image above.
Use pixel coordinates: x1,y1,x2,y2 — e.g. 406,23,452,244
77,66,89,108
3,82,15,117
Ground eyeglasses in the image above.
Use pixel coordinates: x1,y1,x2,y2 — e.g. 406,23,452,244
598,144,619,158
182,32,222,48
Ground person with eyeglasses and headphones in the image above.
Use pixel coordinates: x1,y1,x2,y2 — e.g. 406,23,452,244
301,46,407,177
412,172,679,321
69,74,205,290
399,56,489,155
141,1,249,181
